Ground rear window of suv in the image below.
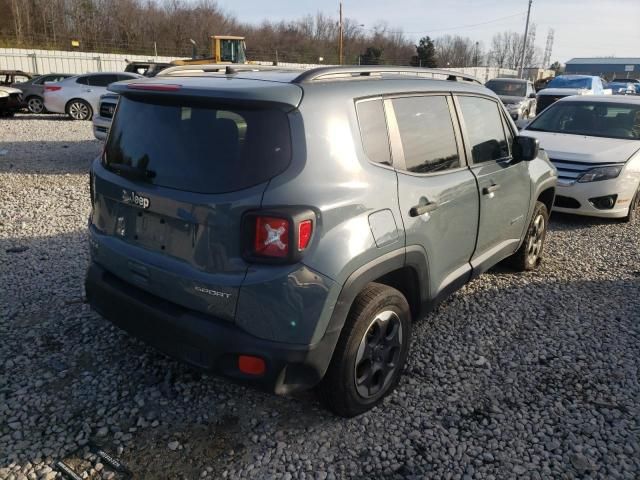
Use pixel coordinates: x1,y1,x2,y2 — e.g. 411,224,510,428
104,97,292,194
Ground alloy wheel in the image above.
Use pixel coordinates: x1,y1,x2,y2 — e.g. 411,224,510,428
526,213,545,265
69,102,89,120
27,97,44,114
354,310,403,399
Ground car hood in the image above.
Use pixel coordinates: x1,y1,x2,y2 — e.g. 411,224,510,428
537,88,590,97
521,130,640,163
498,95,526,104
0,85,22,94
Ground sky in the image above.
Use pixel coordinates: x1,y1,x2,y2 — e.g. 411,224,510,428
214,0,640,64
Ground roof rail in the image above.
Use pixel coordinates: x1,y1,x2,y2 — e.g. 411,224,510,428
291,66,482,85
157,63,305,77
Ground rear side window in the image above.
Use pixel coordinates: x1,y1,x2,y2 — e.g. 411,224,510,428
104,97,292,194
392,96,460,174
458,96,510,163
89,75,119,87
356,99,391,165
76,76,90,85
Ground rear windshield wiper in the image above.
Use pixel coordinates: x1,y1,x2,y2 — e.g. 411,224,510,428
106,163,156,181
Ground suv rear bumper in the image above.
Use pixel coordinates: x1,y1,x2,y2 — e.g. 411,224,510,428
85,262,340,394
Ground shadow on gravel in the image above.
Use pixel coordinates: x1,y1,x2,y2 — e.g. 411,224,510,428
549,211,623,230
5,113,71,121
0,140,101,175
2,228,639,479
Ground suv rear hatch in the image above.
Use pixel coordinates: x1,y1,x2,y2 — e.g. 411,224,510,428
90,77,302,320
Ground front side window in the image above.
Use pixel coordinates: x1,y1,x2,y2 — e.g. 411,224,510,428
392,96,460,174
458,96,510,163
356,99,391,165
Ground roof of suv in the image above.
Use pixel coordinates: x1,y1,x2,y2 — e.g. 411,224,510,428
110,66,494,108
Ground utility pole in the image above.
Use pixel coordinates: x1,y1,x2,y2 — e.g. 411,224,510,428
518,0,533,78
474,41,479,67
339,2,344,65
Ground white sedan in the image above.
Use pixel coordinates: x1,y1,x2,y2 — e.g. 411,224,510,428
521,95,640,221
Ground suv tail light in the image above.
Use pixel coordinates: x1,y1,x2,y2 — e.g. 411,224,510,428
45,85,62,92
243,208,315,263
254,216,290,258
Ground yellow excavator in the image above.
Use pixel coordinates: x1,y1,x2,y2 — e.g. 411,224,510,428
171,35,247,66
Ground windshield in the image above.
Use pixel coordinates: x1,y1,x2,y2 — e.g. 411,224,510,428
104,97,291,193
527,101,640,140
547,77,593,89
485,80,526,97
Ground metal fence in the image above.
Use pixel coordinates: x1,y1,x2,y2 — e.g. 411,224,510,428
0,47,519,82
0,48,177,75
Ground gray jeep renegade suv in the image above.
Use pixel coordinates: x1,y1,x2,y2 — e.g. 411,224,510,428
85,66,557,417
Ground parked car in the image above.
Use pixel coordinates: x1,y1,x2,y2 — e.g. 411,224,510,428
607,81,637,95
536,75,609,113
10,73,74,113
0,86,23,116
85,66,557,417
93,94,118,140
0,70,32,86
521,95,640,221
124,61,172,77
44,72,143,120
485,78,537,120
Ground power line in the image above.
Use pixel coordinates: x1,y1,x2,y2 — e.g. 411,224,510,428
361,11,526,35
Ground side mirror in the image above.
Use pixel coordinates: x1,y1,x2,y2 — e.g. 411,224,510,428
528,92,536,98
512,136,539,162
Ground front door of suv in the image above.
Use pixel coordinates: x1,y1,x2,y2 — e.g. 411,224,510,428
386,94,480,302
454,94,531,275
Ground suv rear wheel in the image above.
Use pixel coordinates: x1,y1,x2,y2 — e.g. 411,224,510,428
67,99,92,120
318,283,411,417
507,200,549,271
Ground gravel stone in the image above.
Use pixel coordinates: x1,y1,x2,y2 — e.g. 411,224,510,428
1,114,639,479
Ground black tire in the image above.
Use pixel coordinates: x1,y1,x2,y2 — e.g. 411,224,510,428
507,201,549,271
26,96,45,114
317,283,411,417
623,188,639,223
66,99,92,120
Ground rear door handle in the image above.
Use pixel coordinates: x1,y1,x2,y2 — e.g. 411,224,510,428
482,184,500,195
409,201,438,217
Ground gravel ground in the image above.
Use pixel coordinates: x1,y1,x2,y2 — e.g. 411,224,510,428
1,113,639,480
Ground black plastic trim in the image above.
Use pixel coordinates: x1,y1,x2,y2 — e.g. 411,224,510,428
85,262,338,394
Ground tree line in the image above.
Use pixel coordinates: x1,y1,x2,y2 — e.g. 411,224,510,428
0,0,547,68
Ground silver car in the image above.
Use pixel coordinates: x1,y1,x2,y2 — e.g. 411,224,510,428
44,72,142,120
11,73,73,113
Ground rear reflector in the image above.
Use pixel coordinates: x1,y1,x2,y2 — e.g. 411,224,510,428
45,85,62,91
127,83,181,91
254,216,289,258
298,220,313,250
238,355,266,375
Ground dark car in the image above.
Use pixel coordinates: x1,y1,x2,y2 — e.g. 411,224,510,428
0,86,24,116
124,62,172,77
485,78,537,120
11,73,74,113
0,70,33,86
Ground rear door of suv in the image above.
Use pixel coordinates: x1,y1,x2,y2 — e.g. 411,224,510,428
385,93,480,301
453,94,531,274
91,90,296,321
